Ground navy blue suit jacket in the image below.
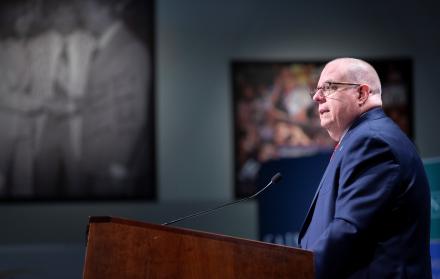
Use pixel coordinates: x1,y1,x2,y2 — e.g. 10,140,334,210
298,108,431,278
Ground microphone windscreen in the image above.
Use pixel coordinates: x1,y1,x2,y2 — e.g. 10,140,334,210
271,172,282,184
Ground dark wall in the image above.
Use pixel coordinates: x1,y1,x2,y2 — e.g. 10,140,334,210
1,0,439,277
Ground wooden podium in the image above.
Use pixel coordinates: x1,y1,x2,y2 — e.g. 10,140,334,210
83,216,314,279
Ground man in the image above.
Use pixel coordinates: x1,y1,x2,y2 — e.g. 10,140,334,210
32,1,95,197
298,58,431,278
79,0,151,196
0,0,44,197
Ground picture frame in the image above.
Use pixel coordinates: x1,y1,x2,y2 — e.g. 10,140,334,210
232,59,413,198
0,0,156,201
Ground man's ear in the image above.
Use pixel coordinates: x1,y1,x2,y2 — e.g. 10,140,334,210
358,84,370,105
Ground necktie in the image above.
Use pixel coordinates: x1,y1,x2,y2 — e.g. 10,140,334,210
330,142,339,160
55,38,69,97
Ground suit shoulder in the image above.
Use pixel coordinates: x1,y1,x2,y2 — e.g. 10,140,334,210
349,115,411,146
346,115,421,168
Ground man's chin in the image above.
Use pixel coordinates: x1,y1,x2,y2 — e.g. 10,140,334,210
320,122,338,140
320,120,331,129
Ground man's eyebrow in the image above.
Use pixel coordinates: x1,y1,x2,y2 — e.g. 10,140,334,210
316,80,332,86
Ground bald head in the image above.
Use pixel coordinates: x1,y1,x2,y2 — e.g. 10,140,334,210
325,58,383,109
327,58,382,94
315,58,383,141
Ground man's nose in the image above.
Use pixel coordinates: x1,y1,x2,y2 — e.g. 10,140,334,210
313,90,325,103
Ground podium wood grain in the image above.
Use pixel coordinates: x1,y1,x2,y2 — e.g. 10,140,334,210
83,216,314,279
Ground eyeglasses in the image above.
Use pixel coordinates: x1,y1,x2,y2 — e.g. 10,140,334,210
309,81,362,99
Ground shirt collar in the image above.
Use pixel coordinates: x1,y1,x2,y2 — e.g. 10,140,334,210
97,21,122,50
339,127,349,143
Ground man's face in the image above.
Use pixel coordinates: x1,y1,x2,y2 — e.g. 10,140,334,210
313,62,361,141
51,5,77,35
13,5,36,38
79,1,113,36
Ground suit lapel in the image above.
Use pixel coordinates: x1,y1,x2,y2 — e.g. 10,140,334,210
298,161,333,241
298,107,387,243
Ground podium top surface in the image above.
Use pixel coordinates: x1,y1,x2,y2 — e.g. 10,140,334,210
87,216,311,255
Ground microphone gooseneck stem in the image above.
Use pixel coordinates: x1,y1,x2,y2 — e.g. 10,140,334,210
162,172,281,226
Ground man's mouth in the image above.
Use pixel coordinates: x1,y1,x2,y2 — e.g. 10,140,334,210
319,108,329,115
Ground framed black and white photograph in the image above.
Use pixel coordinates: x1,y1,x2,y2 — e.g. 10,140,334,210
0,0,156,200
232,59,412,198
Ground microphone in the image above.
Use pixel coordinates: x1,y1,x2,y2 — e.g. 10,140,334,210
162,172,282,226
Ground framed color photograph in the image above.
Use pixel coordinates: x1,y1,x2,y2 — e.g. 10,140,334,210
232,59,412,197
0,0,155,200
